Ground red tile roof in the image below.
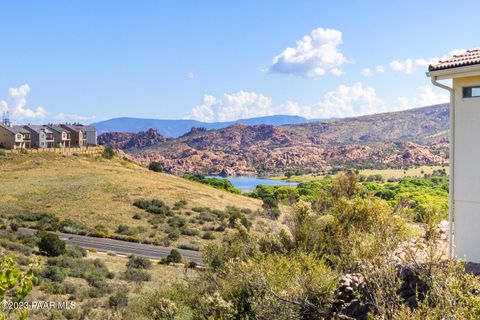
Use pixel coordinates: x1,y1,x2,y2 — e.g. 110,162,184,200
429,49,480,71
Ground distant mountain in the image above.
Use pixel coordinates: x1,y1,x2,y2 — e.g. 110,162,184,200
91,115,310,137
102,104,450,176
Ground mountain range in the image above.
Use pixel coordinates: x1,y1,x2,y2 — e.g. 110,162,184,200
98,104,450,176
92,115,313,137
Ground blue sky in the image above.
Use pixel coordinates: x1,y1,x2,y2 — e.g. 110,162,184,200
1,1,478,124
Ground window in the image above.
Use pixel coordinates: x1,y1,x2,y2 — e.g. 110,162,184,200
463,86,480,98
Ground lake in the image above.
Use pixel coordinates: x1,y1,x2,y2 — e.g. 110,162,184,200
207,176,298,192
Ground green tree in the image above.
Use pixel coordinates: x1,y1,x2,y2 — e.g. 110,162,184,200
166,249,182,263
148,162,163,172
38,232,66,257
102,147,115,159
0,255,38,320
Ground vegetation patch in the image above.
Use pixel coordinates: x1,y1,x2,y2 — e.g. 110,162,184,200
183,173,241,194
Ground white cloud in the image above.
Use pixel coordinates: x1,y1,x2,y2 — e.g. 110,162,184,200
361,68,373,77
187,91,274,122
330,68,344,76
187,72,194,80
390,59,416,74
362,65,385,77
390,49,466,74
397,85,449,109
375,65,385,73
267,28,348,79
0,84,47,120
55,112,96,122
309,82,386,118
187,83,387,121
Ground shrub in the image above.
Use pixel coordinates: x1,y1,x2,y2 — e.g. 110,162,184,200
177,243,200,251
183,173,241,194
132,213,142,220
167,230,180,241
197,211,217,222
180,227,200,236
62,309,79,320
102,147,115,159
167,216,187,228
227,209,251,230
202,231,216,240
62,282,77,295
144,296,178,320
109,291,129,309
85,273,111,295
60,219,90,235
126,256,152,270
123,269,151,282
148,216,165,225
116,224,144,236
0,239,33,256
148,161,163,172
41,266,66,283
192,207,210,213
64,245,87,259
133,199,172,215
173,200,188,210
167,249,182,263
38,232,66,257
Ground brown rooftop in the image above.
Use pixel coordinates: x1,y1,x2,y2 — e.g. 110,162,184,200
429,48,480,72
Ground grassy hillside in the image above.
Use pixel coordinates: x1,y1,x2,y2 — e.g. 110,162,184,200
0,152,263,247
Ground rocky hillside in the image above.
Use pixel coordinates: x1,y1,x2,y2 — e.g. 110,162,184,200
102,104,450,175
98,128,166,149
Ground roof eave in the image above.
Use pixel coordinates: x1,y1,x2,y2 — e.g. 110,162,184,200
427,64,480,80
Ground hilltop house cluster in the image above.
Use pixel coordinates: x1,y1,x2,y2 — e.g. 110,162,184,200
0,116,97,149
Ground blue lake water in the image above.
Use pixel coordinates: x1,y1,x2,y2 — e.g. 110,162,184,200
207,176,298,192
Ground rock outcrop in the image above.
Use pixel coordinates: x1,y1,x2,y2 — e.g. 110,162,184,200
99,104,450,175
98,128,166,149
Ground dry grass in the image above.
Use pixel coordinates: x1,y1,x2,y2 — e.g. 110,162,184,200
0,152,264,245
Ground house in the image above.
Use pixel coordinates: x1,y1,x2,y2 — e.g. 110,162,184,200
427,48,480,262
47,125,71,148
0,124,32,149
24,125,55,148
60,124,97,147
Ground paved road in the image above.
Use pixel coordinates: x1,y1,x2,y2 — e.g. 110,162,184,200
18,227,204,265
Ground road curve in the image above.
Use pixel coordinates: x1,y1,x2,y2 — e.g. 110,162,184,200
17,227,204,265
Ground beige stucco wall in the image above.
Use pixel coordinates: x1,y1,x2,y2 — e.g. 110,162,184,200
452,76,480,262
0,127,14,149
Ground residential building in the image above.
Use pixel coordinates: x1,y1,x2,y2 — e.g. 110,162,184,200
61,124,97,146
24,125,55,148
427,48,480,262
47,125,71,147
0,125,32,149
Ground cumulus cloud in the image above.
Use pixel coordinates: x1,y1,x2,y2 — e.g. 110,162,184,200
375,65,385,73
390,49,466,74
397,85,449,109
361,68,373,77
187,72,194,80
187,83,388,121
0,84,47,120
361,65,385,77
187,91,274,122
308,82,386,118
55,113,96,122
267,28,349,79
